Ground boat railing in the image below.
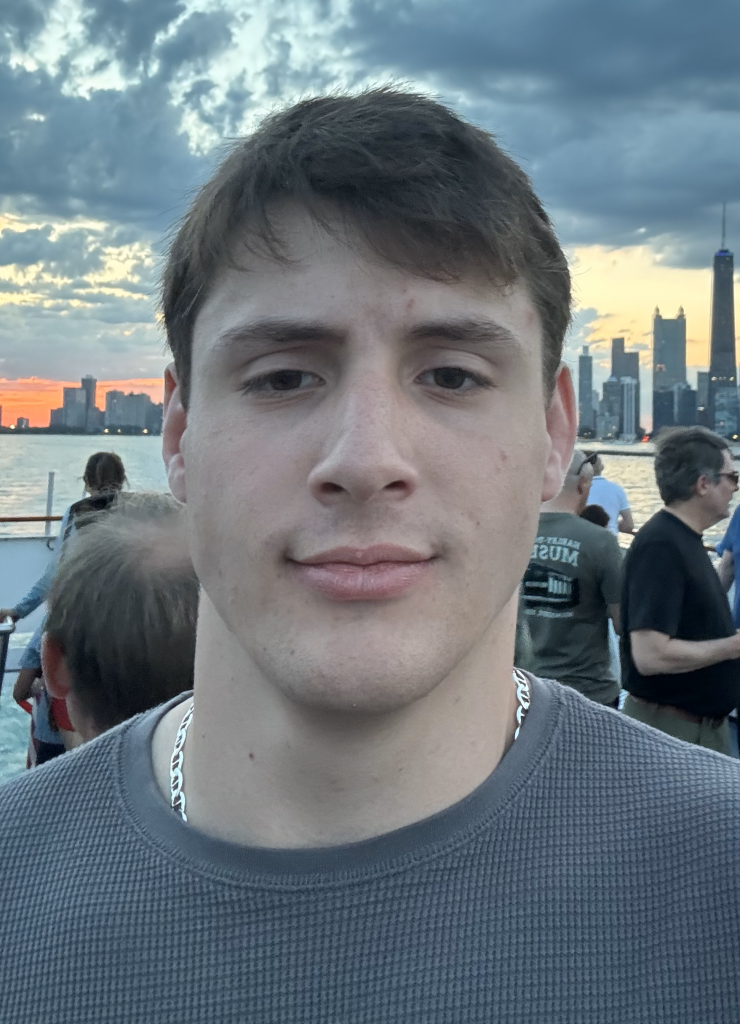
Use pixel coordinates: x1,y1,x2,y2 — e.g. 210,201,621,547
0,516,63,524
0,616,15,688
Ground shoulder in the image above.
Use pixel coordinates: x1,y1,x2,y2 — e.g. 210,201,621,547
0,721,128,856
542,682,740,844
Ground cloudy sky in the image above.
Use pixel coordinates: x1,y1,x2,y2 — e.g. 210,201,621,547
1,0,738,425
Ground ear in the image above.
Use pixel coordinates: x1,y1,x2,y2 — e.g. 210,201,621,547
541,364,577,502
694,474,710,497
163,363,188,504
41,634,72,700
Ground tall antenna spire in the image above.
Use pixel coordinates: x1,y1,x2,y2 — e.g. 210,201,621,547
721,201,727,250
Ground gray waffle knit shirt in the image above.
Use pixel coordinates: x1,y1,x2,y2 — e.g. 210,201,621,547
1,675,739,1023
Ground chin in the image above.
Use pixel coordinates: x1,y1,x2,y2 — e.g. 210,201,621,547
247,631,463,717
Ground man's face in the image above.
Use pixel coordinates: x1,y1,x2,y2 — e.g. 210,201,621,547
164,209,574,714
703,450,738,524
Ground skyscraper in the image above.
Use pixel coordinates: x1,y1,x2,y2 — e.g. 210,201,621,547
696,370,710,426
81,375,97,413
611,337,641,434
652,308,686,391
619,378,638,442
578,346,594,434
708,207,738,436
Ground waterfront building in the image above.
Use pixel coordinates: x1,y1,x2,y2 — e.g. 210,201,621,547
672,382,697,427
652,389,675,435
105,390,161,431
653,308,687,391
62,387,88,429
49,408,64,428
611,338,641,433
619,378,638,442
708,208,737,434
696,370,710,426
578,346,594,434
16,417,29,430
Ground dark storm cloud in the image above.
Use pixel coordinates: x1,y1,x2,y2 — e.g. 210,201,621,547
336,0,740,266
155,9,234,77
0,225,105,275
81,0,185,75
0,61,208,230
339,0,740,107
1,1,237,234
1,0,51,47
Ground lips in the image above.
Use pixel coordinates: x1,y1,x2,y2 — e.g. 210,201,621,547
290,545,434,601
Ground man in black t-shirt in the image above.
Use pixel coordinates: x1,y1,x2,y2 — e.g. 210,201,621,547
622,426,740,753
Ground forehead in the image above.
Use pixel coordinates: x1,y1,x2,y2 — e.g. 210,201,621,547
192,208,542,356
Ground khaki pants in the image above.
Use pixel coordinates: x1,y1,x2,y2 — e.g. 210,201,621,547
622,695,730,756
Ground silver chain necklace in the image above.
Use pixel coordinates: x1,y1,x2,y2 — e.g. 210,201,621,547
170,670,532,823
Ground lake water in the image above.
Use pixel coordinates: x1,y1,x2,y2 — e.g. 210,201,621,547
0,436,737,783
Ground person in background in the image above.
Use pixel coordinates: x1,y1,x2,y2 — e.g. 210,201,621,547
622,427,740,753
585,452,634,536
714,500,740,757
580,503,610,529
0,453,126,757
42,493,198,743
521,450,623,706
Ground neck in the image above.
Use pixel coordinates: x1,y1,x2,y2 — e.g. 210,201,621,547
541,491,579,515
153,596,520,849
663,501,711,535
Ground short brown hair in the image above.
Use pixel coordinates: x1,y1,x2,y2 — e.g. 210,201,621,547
162,89,571,405
654,426,730,505
45,492,198,733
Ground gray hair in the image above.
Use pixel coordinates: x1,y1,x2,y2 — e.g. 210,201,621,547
654,426,730,505
45,492,199,733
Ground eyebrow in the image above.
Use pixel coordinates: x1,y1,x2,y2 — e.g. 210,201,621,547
212,316,523,355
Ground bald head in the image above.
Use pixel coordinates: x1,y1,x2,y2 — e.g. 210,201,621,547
543,450,594,514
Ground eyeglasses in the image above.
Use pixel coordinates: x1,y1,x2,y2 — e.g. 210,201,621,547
575,453,599,476
718,471,740,486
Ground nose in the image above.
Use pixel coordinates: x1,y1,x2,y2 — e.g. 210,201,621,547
307,374,419,506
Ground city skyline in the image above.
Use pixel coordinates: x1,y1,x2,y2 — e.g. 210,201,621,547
577,213,738,438
0,378,164,429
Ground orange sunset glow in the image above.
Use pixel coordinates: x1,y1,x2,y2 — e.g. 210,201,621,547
0,378,165,428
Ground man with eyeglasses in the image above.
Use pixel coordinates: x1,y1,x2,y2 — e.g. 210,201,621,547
521,449,624,706
622,426,740,753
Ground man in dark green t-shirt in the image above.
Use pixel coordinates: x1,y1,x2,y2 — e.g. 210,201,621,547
522,450,623,704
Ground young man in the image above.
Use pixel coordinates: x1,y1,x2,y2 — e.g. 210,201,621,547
622,426,740,753
586,452,634,535
522,449,623,705
0,92,739,1023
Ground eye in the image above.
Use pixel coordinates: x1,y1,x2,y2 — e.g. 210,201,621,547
241,370,322,395
418,367,492,391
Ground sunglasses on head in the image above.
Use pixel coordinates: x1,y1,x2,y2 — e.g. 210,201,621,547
575,453,599,476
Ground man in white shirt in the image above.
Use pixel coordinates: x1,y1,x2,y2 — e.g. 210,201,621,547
586,453,634,535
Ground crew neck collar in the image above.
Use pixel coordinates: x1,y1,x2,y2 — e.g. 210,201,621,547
660,507,705,538
117,675,561,886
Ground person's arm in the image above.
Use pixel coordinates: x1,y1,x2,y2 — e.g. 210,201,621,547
1,508,72,621
599,532,623,636
718,550,735,592
608,604,622,636
630,629,740,676
3,563,54,621
617,509,634,535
